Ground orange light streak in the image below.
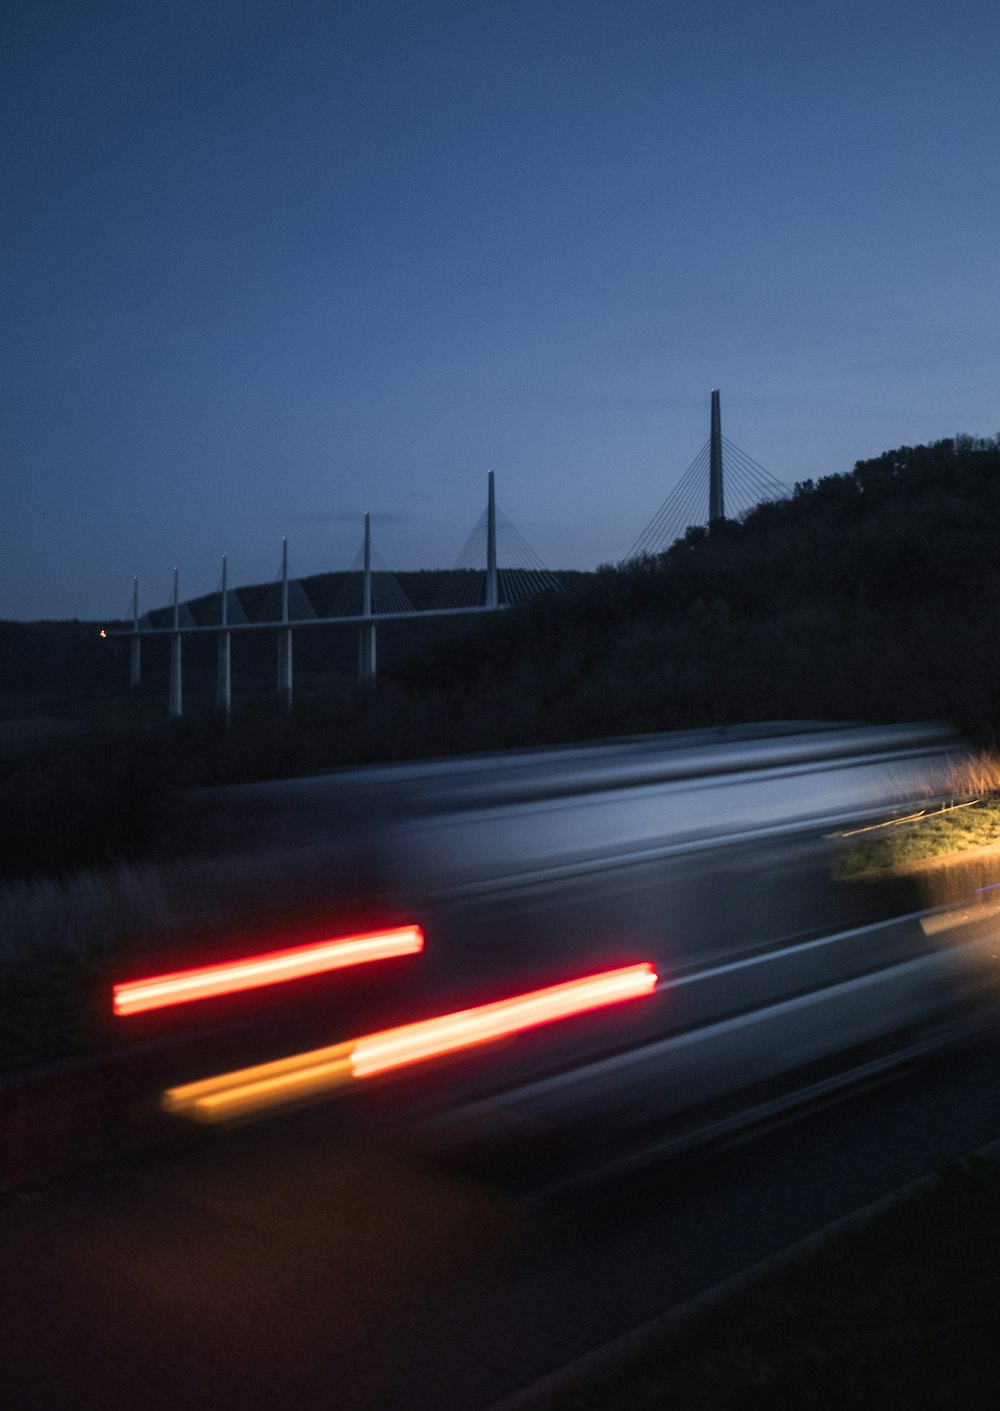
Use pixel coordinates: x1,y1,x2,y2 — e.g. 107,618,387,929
162,1041,356,1122
114,924,424,1016
350,963,658,1078
162,963,658,1123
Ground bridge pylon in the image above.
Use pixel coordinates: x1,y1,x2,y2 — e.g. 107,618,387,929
626,390,787,560
709,388,725,522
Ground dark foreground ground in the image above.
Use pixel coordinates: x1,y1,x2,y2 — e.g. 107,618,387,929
4,1028,1000,1411
526,1153,1000,1411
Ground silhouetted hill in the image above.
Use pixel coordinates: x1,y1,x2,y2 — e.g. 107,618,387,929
395,434,1000,739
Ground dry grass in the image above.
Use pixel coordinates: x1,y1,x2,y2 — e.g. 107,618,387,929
836,747,1000,887
838,798,1000,885
942,746,1000,798
0,863,172,973
0,843,349,978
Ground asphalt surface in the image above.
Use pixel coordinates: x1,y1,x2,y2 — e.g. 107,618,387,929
5,1028,1000,1411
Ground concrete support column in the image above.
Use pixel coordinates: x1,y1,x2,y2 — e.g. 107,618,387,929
169,566,183,718
217,633,231,717
486,469,498,609
277,628,293,709
358,623,376,682
358,511,377,684
169,636,183,718
129,576,141,686
277,538,292,710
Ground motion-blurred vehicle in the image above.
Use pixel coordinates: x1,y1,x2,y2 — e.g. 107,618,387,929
152,722,1000,1175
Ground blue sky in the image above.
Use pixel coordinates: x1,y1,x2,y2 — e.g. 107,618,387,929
3,0,998,619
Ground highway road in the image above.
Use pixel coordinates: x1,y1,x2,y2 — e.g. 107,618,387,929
4,1027,1000,1411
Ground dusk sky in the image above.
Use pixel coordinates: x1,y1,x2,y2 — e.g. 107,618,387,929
3,0,998,621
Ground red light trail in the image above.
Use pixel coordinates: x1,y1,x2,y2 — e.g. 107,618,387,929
114,924,424,1016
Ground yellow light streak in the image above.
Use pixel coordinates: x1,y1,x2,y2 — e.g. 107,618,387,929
162,1041,355,1122
162,963,658,1125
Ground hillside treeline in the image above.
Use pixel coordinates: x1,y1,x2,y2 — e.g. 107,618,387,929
2,433,998,881
396,434,1000,741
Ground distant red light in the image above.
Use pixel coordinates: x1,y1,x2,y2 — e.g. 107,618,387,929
113,924,425,1016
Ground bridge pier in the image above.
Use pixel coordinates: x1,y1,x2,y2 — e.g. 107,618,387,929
277,538,293,711
277,629,293,709
486,469,498,609
129,577,141,685
217,633,231,716
216,555,232,718
169,635,182,718
358,622,377,682
168,567,183,718
358,511,377,684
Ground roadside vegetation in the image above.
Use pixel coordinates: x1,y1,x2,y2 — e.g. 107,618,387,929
834,744,1000,898
839,799,1000,881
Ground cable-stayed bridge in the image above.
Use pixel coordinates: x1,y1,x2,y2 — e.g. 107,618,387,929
627,389,787,559
111,470,564,717
107,391,785,716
